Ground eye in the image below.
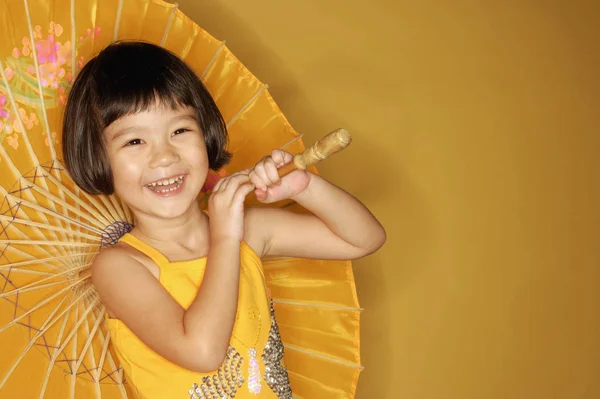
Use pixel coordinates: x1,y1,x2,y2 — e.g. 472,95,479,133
124,139,143,146
173,128,191,136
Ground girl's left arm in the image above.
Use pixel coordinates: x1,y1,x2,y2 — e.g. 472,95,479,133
246,172,386,260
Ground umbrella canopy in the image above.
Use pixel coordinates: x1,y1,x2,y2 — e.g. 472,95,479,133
0,0,362,397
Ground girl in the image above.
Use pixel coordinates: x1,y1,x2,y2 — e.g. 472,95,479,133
62,41,385,399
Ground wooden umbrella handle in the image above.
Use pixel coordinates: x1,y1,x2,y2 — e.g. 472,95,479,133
277,128,352,177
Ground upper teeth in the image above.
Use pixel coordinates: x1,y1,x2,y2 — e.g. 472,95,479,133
147,175,184,187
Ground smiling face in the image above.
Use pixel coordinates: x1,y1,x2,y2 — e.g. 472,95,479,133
103,103,209,221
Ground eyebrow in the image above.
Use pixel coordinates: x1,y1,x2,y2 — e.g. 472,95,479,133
173,113,199,124
109,113,199,142
110,126,144,142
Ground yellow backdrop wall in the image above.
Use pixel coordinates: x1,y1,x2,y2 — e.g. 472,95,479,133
175,1,599,398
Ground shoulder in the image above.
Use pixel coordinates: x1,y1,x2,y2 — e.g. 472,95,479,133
92,242,143,272
91,243,161,317
91,243,156,289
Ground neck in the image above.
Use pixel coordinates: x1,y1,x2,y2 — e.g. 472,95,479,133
130,203,209,250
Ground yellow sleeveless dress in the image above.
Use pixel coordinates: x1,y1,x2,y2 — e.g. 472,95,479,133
105,233,291,399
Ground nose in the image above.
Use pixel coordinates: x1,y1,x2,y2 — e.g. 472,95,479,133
149,144,181,169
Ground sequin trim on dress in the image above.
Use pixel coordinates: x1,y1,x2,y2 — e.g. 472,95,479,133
262,301,292,398
188,347,244,399
247,348,262,394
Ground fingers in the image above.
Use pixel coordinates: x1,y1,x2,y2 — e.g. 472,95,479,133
222,174,250,198
249,150,292,190
271,149,292,167
213,171,247,193
251,158,277,190
210,172,253,208
233,181,256,204
212,175,226,192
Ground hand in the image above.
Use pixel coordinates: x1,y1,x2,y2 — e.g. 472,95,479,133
208,171,254,242
249,149,311,203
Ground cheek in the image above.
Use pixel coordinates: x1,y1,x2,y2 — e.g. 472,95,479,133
109,153,144,190
186,143,209,168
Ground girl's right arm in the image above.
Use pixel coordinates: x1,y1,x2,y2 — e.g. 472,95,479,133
91,173,254,373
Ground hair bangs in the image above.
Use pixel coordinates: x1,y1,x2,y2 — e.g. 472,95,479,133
94,41,197,127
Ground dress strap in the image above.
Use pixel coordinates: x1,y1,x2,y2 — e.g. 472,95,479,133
118,233,170,267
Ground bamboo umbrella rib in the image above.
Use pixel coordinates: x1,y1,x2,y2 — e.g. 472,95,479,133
53,296,101,378
20,1,77,268
0,139,72,262
97,195,125,224
0,263,90,299
117,371,129,399
23,0,54,158
1,244,67,274
0,293,71,390
262,255,300,262
226,84,269,129
2,189,105,233
96,321,112,380
0,239,99,248
42,172,114,227
0,251,96,271
71,184,84,257
51,162,129,225
179,22,200,60
0,268,56,277
160,2,178,46
113,0,124,41
0,276,91,334
0,280,69,299
69,301,80,399
79,296,104,380
66,179,90,271
279,135,303,151
0,244,71,273
0,211,71,269
48,171,78,260
89,303,125,387
80,306,107,399
39,307,72,399
70,0,76,75
4,89,95,260
120,196,133,223
201,40,226,80
0,60,27,140
272,299,363,312
12,177,75,258
96,324,113,385
28,183,111,230
1,214,101,241
29,171,91,261
284,344,363,369
73,306,105,387
108,195,126,222
0,118,81,263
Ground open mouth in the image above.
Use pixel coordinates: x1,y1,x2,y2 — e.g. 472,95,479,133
145,174,186,194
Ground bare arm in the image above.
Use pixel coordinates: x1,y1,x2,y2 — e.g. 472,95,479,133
245,149,385,260
92,173,254,372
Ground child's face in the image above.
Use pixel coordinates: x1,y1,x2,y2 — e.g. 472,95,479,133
103,104,208,220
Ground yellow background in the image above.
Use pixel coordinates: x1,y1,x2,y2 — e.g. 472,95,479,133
175,1,599,398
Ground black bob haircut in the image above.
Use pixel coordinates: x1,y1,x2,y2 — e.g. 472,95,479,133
62,41,231,195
